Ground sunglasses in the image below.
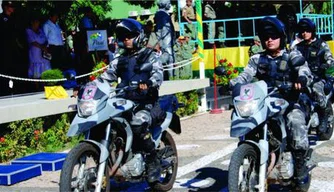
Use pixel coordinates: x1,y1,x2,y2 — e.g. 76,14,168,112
299,29,312,33
118,32,138,41
263,33,280,41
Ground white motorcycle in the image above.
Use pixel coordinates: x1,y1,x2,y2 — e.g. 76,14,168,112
59,78,182,192
215,66,314,191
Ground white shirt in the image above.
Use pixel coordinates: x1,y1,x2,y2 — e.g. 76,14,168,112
42,20,64,46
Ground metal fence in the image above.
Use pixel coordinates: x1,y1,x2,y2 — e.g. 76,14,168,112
179,10,334,46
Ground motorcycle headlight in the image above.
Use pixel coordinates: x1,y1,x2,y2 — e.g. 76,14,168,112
235,99,259,117
78,100,98,117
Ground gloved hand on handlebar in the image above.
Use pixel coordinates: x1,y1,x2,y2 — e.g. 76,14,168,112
139,80,153,91
320,63,330,71
231,83,243,98
295,76,307,90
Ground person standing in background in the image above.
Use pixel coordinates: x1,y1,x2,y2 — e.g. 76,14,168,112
79,7,96,30
181,34,194,79
182,0,196,40
43,10,66,70
148,0,175,80
204,0,216,49
215,1,230,48
26,16,51,79
128,11,139,20
248,35,263,57
0,1,22,96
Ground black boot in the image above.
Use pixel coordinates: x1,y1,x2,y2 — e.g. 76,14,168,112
294,150,310,192
142,133,161,183
318,105,330,133
146,152,161,183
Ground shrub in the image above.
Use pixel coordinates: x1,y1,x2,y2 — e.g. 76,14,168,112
176,90,199,117
41,69,64,86
0,113,82,163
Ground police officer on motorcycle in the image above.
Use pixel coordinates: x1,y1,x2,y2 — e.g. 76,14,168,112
293,18,334,134
100,18,164,183
229,17,313,191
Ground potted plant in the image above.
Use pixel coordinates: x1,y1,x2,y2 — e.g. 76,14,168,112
41,69,68,99
216,58,240,95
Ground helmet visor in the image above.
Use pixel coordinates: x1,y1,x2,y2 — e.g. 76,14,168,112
261,33,280,41
116,27,138,41
298,25,313,33
261,25,281,41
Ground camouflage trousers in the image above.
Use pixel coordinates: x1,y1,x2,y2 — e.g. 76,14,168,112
312,80,327,108
287,104,309,150
206,22,215,44
185,23,197,40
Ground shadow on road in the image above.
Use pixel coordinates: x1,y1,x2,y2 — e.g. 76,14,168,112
178,167,228,191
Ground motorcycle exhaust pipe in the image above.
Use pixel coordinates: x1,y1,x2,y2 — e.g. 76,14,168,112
109,149,124,176
267,152,276,174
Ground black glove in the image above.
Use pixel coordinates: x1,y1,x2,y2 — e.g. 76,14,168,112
320,63,329,70
232,83,243,98
297,76,308,89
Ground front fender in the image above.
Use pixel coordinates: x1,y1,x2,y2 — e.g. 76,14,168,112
239,140,269,165
79,140,109,163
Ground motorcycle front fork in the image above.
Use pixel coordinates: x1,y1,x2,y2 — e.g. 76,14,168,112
255,124,269,192
95,123,111,192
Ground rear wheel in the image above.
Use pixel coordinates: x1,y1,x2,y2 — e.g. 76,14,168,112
150,131,178,191
228,144,259,192
59,142,110,192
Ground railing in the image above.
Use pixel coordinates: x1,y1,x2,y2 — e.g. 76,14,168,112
0,79,210,124
179,13,334,46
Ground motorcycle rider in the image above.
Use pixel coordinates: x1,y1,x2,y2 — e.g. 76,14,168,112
229,17,313,191
100,18,164,183
148,0,175,80
293,18,334,134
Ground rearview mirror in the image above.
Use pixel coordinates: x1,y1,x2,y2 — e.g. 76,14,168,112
214,66,226,76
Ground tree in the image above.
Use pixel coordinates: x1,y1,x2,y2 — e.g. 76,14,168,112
16,0,112,32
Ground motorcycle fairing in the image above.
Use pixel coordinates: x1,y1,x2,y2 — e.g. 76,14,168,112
151,112,173,147
231,105,268,137
67,98,134,136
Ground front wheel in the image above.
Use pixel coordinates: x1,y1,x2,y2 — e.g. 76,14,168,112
228,144,260,192
150,131,178,191
59,142,110,192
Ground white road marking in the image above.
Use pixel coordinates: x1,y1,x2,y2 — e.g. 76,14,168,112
203,135,230,140
176,143,237,178
309,180,334,192
177,144,200,150
173,178,211,188
317,161,334,168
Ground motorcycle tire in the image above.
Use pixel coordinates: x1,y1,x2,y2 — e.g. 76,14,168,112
228,144,260,192
59,142,110,192
149,131,178,191
319,101,334,140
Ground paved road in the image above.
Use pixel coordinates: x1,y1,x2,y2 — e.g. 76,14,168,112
1,111,334,191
